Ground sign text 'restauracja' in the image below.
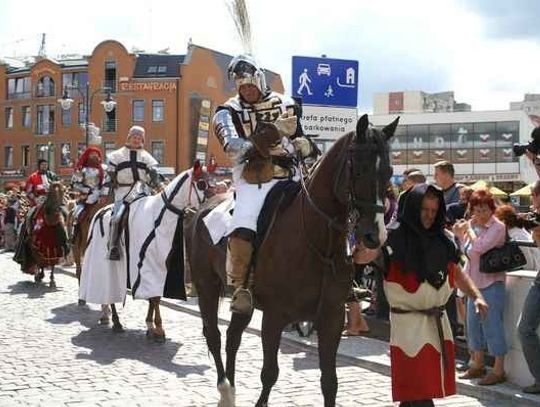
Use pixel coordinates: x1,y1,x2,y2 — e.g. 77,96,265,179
119,81,178,92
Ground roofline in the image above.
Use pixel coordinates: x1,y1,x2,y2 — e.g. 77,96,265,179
186,43,281,76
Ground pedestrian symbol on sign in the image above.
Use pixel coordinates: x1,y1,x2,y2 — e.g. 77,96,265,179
297,69,313,96
324,85,334,98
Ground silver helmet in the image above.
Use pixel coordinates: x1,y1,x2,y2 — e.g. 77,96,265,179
228,54,268,96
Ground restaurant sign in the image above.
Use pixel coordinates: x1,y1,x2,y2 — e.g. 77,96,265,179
119,81,177,92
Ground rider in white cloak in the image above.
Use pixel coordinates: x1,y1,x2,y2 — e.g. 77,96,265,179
106,125,163,260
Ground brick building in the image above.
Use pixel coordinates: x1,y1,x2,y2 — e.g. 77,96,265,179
0,39,284,183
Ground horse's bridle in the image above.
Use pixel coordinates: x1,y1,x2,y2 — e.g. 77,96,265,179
188,175,209,207
300,135,386,233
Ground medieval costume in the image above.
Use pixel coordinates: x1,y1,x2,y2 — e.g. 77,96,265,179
25,159,58,206
71,146,110,224
106,125,163,260
212,54,314,314
384,184,459,406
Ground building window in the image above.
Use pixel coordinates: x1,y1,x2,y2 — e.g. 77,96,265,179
36,105,55,135
132,100,144,122
103,108,116,132
151,141,164,164
77,143,86,158
4,146,13,168
7,77,31,99
36,76,55,97
36,144,49,161
62,72,89,92
62,106,72,126
21,145,30,167
22,106,31,128
5,107,13,129
60,143,72,166
78,103,86,125
105,61,117,93
152,100,164,122
104,142,116,158
146,65,168,76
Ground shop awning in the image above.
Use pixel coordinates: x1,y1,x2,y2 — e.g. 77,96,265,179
469,180,508,197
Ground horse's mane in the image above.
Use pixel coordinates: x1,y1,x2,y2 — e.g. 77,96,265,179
43,182,64,224
307,132,354,183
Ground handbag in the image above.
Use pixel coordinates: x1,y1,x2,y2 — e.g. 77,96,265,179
479,230,527,273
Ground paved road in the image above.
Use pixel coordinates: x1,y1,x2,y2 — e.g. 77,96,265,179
0,252,515,406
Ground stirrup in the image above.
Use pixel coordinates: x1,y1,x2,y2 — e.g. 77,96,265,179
108,246,121,261
230,287,253,315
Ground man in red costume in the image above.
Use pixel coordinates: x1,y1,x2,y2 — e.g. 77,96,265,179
25,159,58,207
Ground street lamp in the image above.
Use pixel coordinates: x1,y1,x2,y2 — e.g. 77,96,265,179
58,82,116,146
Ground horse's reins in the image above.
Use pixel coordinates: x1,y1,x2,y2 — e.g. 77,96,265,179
298,134,387,327
298,137,386,268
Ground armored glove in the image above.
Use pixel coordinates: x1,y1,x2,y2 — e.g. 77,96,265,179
274,112,298,137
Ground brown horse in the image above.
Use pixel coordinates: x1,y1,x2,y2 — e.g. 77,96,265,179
27,182,68,288
187,114,398,406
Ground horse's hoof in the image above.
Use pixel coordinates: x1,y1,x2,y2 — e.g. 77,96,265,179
99,317,110,325
112,324,124,333
153,334,166,343
49,281,56,289
217,379,235,407
78,299,86,307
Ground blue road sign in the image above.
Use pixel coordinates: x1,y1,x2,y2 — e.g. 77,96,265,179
292,56,358,108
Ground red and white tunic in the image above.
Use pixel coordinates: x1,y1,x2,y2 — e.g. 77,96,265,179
25,171,51,206
384,260,457,402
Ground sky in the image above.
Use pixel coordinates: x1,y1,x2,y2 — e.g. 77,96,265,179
1,0,539,113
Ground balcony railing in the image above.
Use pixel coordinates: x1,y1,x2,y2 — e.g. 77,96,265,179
35,120,55,135
7,92,31,100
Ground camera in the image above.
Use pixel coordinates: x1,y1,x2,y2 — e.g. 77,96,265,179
513,127,540,157
520,212,540,230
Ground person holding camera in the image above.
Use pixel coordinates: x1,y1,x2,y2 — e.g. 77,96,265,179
453,189,507,385
516,179,540,393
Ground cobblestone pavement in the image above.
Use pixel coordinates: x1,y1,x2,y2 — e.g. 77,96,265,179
0,252,517,406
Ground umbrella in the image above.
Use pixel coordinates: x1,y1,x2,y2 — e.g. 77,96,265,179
469,180,508,197
510,183,533,197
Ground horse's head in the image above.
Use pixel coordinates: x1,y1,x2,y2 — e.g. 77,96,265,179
162,160,213,212
43,181,65,221
340,114,398,249
187,160,214,208
46,182,65,206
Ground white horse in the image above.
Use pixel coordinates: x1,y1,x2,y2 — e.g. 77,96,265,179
79,163,211,341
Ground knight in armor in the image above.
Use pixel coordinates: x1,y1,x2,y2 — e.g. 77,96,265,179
25,159,58,207
212,54,315,314
106,125,163,260
70,146,110,236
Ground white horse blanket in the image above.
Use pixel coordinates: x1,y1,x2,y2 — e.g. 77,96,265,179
79,196,185,304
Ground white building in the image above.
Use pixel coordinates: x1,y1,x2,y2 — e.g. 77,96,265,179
510,93,540,116
371,110,538,186
373,90,471,115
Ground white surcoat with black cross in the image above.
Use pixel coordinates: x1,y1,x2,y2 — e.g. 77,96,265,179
107,146,159,201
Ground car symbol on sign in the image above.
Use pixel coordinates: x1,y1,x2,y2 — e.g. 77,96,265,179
317,63,331,76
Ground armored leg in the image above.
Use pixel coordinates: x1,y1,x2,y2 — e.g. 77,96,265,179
107,201,125,261
228,228,255,314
